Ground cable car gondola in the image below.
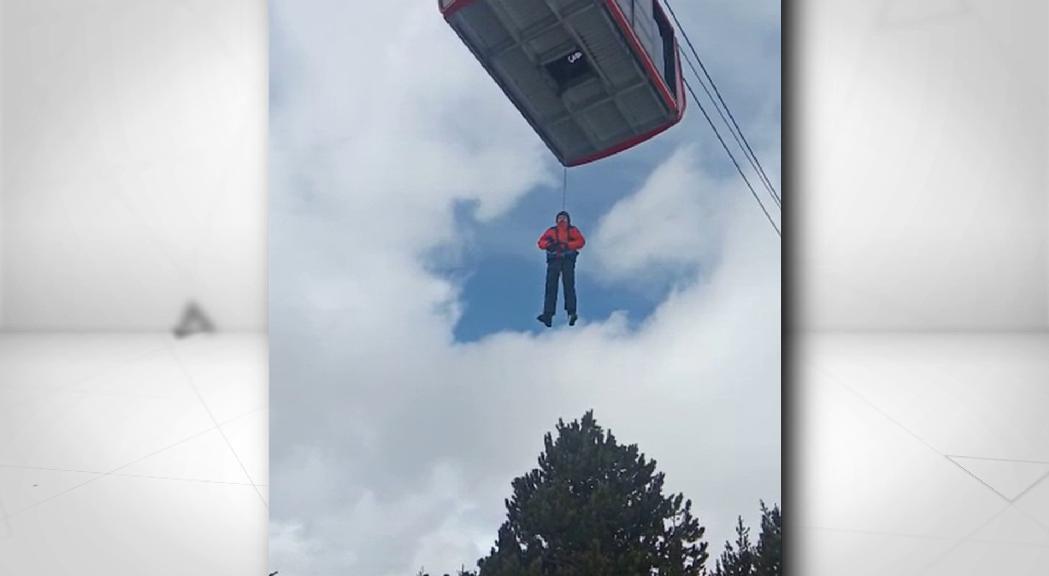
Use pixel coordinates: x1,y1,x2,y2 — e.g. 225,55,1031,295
440,0,686,167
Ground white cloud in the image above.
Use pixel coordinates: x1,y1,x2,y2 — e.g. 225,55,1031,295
590,145,731,282
269,2,781,575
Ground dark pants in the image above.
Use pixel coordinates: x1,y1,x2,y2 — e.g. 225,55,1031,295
543,254,577,318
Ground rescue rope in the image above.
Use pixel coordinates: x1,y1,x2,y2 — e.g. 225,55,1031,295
562,166,568,211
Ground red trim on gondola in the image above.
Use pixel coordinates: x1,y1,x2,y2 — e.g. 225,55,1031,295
570,2,687,166
671,23,686,120
566,118,673,166
652,0,686,116
440,0,477,19
602,0,679,114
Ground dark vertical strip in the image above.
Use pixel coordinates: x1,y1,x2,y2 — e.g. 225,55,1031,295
781,0,797,574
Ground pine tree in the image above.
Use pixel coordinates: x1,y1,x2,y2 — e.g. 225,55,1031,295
711,517,754,576
710,502,782,576
475,411,708,575
754,502,781,576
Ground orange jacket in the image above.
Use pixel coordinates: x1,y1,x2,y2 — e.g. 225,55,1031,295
538,223,585,253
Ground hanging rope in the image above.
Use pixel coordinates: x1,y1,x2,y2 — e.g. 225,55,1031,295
562,166,568,211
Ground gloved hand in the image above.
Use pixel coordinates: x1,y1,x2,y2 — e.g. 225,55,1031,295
546,240,561,251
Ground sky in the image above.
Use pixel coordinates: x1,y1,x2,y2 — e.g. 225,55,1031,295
268,1,781,574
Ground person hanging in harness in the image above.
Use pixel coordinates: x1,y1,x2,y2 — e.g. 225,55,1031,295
537,211,586,327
